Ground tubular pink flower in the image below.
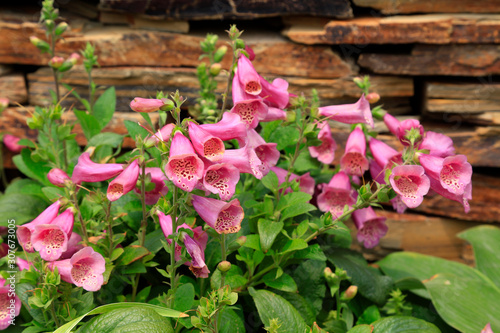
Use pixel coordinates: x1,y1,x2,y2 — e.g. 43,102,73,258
192,195,244,234
200,112,248,144
220,146,263,179
130,97,164,113
203,163,240,201
369,161,407,213
430,177,472,213
383,113,400,136
420,131,455,158
48,168,72,187
72,152,124,184
51,208,75,236
259,77,290,109
32,224,68,261
419,154,472,196
144,123,175,146
318,95,374,128
309,122,337,164
245,45,255,61
262,106,287,122
17,200,61,253
271,166,315,196
60,232,84,260
237,55,262,95
231,77,268,129
389,165,430,208
165,132,204,192
352,207,388,249
247,129,279,176
133,167,168,205
397,119,424,146
48,259,73,283
341,127,369,176
0,280,21,330
368,138,402,169
3,134,25,153
317,171,356,217
182,234,210,278
188,122,225,162
69,247,106,292
107,159,140,201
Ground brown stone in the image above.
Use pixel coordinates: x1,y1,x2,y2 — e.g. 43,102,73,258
352,0,500,14
283,15,500,45
0,74,27,105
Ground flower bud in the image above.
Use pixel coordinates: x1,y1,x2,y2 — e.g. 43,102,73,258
68,52,81,65
159,99,175,112
45,19,55,32
235,39,245,50
0,98,8,112
341,285,358,301
55,22,68,35
30,36,50,53
214,46,227,63
49,56,65,69
236,236,246,246
48,168,72,187
3,134,25,153
245,45,255,61
130,97,164,113
218,260,232,272
57,60,74,72
209,63,222,76
366,92,380,104
353,77,364,89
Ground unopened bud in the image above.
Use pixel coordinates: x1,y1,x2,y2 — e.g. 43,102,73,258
214,46,227,63
353,77,364,89
57,60,74,72
3,134,25,153
130,97,164,113
209,63,222,76
218,261,231,272
68,52,81,65
45,19,55,31
228,25,240,39
285,111,296,123
49,56,65,69
0,98,8,112
235,39,245,50
30,36,50,53
55,22,68,35
160,99,175,112
341,285,358,301
366,92,380,104
245,45,255,61
48,168,72,187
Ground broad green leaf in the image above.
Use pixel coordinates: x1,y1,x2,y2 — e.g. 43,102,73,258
280,239,308,254
329,248,393,305
220,308,246,333
243,234,262,251
293,244,327,261
274,291,316,326
258,219,283,253
116,245,150,266
74,110,101,140
293,149,321,173
41,186,65,201
356,305,381,325
87,132,124,149
121,260,147,274
263,272,297,293
93,86,116,130
261,171,279,192
269,125,300,150
326,220,352,248
276,192,312,211
281,202,316,220
291,260,326,315
372,316,441,333
5,179,45,199
347,325,373,333
210,265,248,290
131,229,165,254
0,193,47,226
249,288,309,333
54,302,186,333
424,272,500,333
458,225,500,288
260,120,281,142
16,283,45,323
12,149,52,186
124,120,149,141
174,283,195,312
377,251,495,299
73,292,94,316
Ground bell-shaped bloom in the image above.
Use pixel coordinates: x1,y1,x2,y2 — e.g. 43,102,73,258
369,138,402,169
481,323,494,333
48,259,73,284
369,161,407,214
48,168,72,187
231,77,268,129
107,159,140,201
203,163,240,201
397,119,424,146
317,171,356,217
309,122,337,164
259,77,290,110
220,146,263,179
341,127,369,176
144,123,175,146
420,131,455,158
32,224,69,261
72,152,124,184
200,112,248,144
130,97,164,113
419,154,472,196
182,233,210,278
188,122,225,162
237,55,262,95
60,232,84,260
318,95,374,128
352,207,388,249
0,278,21,330
383,113,400,136
165,132,204,192
271,166,315,196
430,176,472,213
389,165,430,208
17,200,61,253
262,106,287,122
192,195,244,234
3,134,25,153
133,167,168,205
247,129,279,177
69,247,106,291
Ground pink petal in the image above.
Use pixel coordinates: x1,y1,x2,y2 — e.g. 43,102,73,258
203,163,240,201
389,165,430,208
70,247,106,292
188,122,225,162
309,122,337,165
220,146,263,179
107,159,140,201
200,112,247,144
318,95,373,128
352,207,388,248
130,97,164,113
420,131,455,158
72,153,124,184
192,196,244,234
237,55,262,95
3,134,25,153
32,224,68,261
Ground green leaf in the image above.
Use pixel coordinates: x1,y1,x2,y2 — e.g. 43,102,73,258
280,239,308,254
424,272,500,333
110,248,124,261
458,225,500,288
372,316,441,333
261,171,279,192
329,248,393,305
0,193,47,226
87,132,124,149
276,192,312,212
293,149,321,173
220,308,245,333
5,179,45,199
293,244,327,261
243,234,262,251
210,265,247,290
281,202,316,220
116,245,150,266
356,305,381,325
273,291,316,326
347,325,373,333
263,272,298,293
249,288,309,333
16,283,45,323
74,110,101,140
41,186,65,201
54,303,186,333
12,149,52,186
93,86,116,130
124,120,149,141
291,260,326,315
74,292,94,316
174,283,195,312
269,126,300,150
258,219,283,253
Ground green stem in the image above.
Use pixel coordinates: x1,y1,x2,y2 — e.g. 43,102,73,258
220,233,227,288
335,288,341,320
50,300,60,327
105,200,114,257
88,71,94,114
72,190,89,245
167,185,180,309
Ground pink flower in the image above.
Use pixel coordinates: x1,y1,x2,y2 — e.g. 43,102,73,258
17,200,61,253
72,152,124,184
419,154,472,196
48,168,72,187
244,45,255,61
133,167,168,205
481,323,494,333
188,122,225,162
340,127,369,176
0,278,21,330
397,119,424,147
183,234,210,278
231,77,268,129
369,161,407,214
165,132,204,192
317,171,356,218
107,159,140,201
31,209,74,261
3,134,25,153
199,112,248,144
352,207,388,249
368,138,402,169
270,166,315,196
144,123,175,146
262,106,287,122
430,177,472,213
247,129,279,176
420,131,455,158
237,55,262,95
259,77,290,110
60,232,84,260
318,95,374,128
130,97,164,113
383,113,400,136
220,146,263,179
69,247,106,291
308,122,337,164
192,195,244,234
203,163,240,201
389,165,430,208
